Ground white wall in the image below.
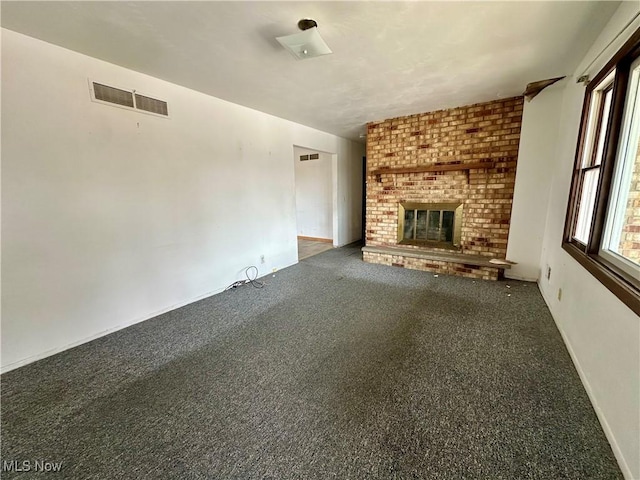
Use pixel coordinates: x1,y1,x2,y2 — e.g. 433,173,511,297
294,147,333,240
506,84,563,281
526,4,640,478
335,140,364,247
288,123,364,248
1,29,364,372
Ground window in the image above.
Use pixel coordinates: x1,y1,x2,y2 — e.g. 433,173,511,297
573,74,613,244
564,29,640,315
601,55,640,278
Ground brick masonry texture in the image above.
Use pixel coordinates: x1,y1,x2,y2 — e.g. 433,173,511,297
619,143,640,263
364,97,524,280
362,252,498,281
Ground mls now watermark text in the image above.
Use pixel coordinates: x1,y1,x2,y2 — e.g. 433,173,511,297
2,460,63,473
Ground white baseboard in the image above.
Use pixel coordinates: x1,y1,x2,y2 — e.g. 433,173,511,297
1,259,299,375
0,286,225,374
538,284,634,480
504,273,538,282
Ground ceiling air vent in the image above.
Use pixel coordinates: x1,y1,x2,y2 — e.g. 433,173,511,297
300,153,320,161
93,82,134,108
90,81,169,117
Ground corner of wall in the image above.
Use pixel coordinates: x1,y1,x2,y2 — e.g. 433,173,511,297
530,5,640,478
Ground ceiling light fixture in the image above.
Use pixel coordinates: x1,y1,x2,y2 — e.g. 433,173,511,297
276,19,332,60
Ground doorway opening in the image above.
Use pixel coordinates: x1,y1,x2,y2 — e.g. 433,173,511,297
293,146,335,260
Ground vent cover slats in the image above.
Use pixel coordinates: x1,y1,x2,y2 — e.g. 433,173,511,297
135,94,168,116
300,153,320,161
91,81,168,117
93,83,134,108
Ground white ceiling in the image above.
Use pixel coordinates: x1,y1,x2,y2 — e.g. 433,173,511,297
1,1,620,141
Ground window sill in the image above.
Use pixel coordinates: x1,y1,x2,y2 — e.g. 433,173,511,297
562,242,640,316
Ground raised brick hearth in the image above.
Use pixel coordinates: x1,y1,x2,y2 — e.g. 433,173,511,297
364,97,524,280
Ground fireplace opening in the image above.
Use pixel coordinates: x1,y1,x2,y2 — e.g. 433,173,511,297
398,202,462,249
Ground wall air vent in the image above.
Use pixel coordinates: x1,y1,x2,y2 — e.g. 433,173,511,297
90,81,169,117
135,93,168,116
300,153,320,161
93,83,134,108
300,154,310,161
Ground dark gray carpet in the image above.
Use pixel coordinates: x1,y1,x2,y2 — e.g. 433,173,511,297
1,244,622,479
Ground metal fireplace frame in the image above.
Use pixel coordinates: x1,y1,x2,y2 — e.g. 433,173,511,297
397,202,463,250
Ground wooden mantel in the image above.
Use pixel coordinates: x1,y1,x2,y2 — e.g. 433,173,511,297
369,160,495,177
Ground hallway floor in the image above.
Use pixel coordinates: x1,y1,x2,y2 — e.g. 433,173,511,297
297,238,333,260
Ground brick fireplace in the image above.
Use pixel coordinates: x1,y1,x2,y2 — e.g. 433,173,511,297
363,97,524,280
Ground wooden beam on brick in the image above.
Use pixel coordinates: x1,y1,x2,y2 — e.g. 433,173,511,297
369,161,495,177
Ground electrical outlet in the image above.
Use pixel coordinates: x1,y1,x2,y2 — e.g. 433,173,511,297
557,288,562,301
260,255,265,264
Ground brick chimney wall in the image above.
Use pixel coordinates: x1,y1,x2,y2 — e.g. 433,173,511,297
364,97,524,280
619,145,640,262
